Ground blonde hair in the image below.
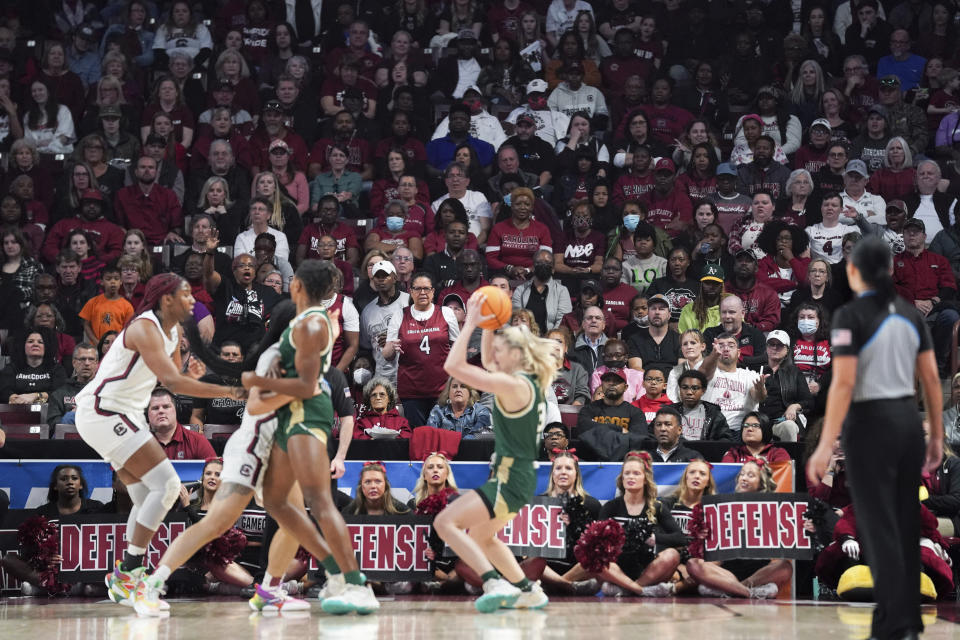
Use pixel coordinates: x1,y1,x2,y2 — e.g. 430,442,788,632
496,325,557,393
436,376,479,407
214,48,251,80
546,452,587,500
673,459,716,505
412,453,459,504
509,309,541,336
122,229,153,279
197,175,234,209
252,171,293,229
735,459,777,493
616,451,658,520
94,75,127,106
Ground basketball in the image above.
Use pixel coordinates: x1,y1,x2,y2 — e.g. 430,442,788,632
474,285,512,330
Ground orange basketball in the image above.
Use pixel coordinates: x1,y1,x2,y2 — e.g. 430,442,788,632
474,285,512,330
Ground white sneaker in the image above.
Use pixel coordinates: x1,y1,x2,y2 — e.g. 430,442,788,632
321,583,380,615
601,582,626,597
641,582,675,598
384,581,414,595
249,583,311,613
507,581,548,609
133,577,169,617
748,583,779,599
697,584,729,598
475,578,521,613
318,572,345,601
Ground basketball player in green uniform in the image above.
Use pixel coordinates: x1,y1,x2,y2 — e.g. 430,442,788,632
241,260,378,614
435,291,558,613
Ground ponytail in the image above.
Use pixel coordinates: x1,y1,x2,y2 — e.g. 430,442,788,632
850,236,896,302
496,325,558,392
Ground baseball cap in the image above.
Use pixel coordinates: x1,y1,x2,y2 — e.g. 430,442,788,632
99,104,121,119
811,118,832,131
442,293,465,308
716,162,737,177
654,158,676,173
213,79,235,92
845,159,869,176
516,113,536,126
903,217,925,232
581,279,601,294
735,249,757,262
263,100,283,113
701,264,724,282
526,79,548,94
77,24,96,41
647,293,670,307
145,133,167,147
600,367,628,382
879,74,902,88
457,28,477,41
79,189,103,202
268,139,290,153
886,199,907,213
867,103,888,118
766,329,790,346
371,260,397,276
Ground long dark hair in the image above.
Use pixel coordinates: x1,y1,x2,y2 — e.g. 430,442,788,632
47,464,87,502
11,326,58,368
850,235,895,301
26,79,60,131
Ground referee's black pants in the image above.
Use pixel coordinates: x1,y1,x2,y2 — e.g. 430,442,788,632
843,398,925,640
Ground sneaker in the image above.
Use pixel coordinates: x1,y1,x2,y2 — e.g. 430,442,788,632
132,576,168,618
573,579,600,596
506,581,548,610
248,583,311,613
321,583,380,615
601,582,626,597
317,572,345,601
105,561,146,606
474,578,521,613
641,582,675,598
697,584,729,598
748,583,779,599
384,581,414,595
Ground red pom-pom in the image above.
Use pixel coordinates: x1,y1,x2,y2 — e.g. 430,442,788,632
415,488,458,517
686,504,709,560
17,515,69,594
200,527,247,568
574,519,626,574
295,546,312,564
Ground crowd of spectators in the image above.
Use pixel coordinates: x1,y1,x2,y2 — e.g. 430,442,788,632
0,0,959,467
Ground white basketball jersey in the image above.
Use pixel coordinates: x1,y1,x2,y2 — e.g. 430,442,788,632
76,311,179,415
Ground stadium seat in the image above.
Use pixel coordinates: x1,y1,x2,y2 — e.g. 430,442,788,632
53,424,82,440
203,423,241,440
0,404,48,425
558,404,581,431
2,423,48,440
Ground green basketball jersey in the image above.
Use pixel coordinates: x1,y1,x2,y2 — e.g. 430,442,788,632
276,306,334,434
492,373,546,460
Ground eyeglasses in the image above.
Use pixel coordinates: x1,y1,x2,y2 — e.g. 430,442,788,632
743,422,762,429
411,286,433,292
394,255,413,262
828,152,846,158
645,377,665,383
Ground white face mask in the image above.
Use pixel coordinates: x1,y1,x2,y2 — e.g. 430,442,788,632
353,368,372,386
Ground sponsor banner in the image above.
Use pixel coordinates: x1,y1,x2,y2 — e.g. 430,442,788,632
1,460,754,509
702,493,812,562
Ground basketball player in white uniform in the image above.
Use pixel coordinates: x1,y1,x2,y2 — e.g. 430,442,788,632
74,274,245,608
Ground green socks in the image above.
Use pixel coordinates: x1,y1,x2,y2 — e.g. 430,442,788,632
512,577,532,592
344,570,365,586
480,570,500,582
321,556,342,575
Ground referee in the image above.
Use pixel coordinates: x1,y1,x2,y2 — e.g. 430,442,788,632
808,236,944,640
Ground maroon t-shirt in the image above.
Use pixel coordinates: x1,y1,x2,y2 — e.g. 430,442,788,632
487,2,533,42
613,172,655,206
397,305,452,398
298,222,359,262
159,423,216,461
602,282,639,330
645,104,694,146
559,230,606,270
600,56,653,95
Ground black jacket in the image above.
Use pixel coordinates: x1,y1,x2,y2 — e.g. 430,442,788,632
646,442,703,462
703,322,768,368
905,191,958,235
669,400,735,441
760,361,815,418
923,455,960,533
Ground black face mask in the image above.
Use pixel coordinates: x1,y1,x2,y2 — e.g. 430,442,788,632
533,264,553,281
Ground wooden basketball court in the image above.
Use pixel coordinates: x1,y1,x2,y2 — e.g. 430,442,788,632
2,596,960,639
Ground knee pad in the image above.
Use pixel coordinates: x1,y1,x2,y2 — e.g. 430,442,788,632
127,481,150,507
136,460,181,531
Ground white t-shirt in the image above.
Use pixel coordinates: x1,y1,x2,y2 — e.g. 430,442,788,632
914,193,957,240
621,254,666,295
432,190,492,238
234,227,290,262
806,222,847,264
506,107,569,147
704,368,760,430
841,190,886,225
321,294,359,332
453,59,482,99
431,112,507,150
546,0,594,35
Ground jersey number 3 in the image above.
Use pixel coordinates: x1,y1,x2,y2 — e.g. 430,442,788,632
419,335,430,354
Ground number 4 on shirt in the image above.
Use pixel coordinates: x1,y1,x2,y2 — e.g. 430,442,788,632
419,335,430,354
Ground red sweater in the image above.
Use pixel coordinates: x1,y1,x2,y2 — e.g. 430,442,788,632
725,279,781,332
866,167,917,202
721,443,791,464
353,408,412,439
757,255,811,294
613,172,655,206
893,249,957,302
641,188,693,238
485,218,553,270
675,173,717,202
